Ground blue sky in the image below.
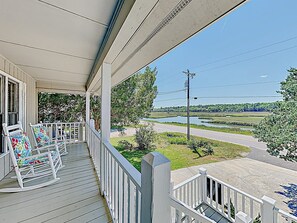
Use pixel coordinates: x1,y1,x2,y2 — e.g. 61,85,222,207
150,0,297,108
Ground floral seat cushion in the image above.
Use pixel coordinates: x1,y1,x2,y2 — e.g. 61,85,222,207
10,133,57,167
32,125,51,147
21,151,58,167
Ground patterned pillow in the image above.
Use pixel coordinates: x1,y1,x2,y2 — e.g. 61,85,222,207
10,133,33,166
32,125,50,147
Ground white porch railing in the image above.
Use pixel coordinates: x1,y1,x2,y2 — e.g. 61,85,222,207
274,208,297,223
206,174,263,221
173,168,297,223
86,122,142,222
170,195,215,223
42,122,85,143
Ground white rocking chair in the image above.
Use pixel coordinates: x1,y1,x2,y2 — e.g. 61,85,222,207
30,123,68,156
0,123,63,192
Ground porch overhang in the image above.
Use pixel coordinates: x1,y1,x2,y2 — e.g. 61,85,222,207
87,0,248,93
0,0,248,94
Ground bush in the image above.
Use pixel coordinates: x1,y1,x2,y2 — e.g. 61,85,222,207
134,124,157,150
118,140,133,151
166,133,184,138
168,137,188,145
188,139,202,157
188,139,214,157
202,145,214,156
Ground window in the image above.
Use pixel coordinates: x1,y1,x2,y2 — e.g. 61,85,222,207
8,81,19,126
0,72,24,153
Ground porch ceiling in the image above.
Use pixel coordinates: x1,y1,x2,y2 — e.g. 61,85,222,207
0,0,118,93
0,0,247,94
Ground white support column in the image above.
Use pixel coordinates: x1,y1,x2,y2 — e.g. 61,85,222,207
235,212,252,223
199,167,207,202
100,63,111,141
86,91,90,124
261,196,276,223
141,152,171,223
100,63,111,196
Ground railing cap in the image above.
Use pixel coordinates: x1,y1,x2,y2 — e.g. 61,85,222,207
199,167,207,175
261,195,276,205
142,152,170,167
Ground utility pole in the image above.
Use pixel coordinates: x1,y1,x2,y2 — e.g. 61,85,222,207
183,69,196,140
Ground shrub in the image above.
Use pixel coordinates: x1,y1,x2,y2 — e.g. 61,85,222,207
188,139,214,157
202,144,214,156
187,139,202,157
118,140,133,151
166,133,184,138
168,137,188,145
134,124,157,150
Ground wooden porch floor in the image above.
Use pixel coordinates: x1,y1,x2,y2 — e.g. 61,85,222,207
0,143,112,223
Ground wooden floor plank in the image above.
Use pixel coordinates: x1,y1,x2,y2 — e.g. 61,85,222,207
0,143,111,223
65,206,108,223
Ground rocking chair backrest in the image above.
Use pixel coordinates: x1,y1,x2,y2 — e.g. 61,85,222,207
30,124,50,147
3,122,33,167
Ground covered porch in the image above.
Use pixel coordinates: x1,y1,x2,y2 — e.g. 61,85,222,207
2,0,297,222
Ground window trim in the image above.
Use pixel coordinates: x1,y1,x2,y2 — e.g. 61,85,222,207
0,70,26,154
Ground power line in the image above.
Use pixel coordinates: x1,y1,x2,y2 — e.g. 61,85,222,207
157,36,297,84
193,80,281,89
157,89,185,95
155,98,185,103
192,96,282,99
198,45,297,73
156,81,281,96
155,95,281,103
194,35,297,69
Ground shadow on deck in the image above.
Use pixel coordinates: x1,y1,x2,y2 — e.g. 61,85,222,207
0,143,112,223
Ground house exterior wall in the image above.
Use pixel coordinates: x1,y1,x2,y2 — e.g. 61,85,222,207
0,54,37,180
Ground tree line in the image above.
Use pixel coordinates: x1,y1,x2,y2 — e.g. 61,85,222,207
38,66,158,130
154,102,277,113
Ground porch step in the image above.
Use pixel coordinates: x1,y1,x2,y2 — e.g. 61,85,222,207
196,203,231,223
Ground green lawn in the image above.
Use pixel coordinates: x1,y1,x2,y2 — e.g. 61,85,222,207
110,132,250,172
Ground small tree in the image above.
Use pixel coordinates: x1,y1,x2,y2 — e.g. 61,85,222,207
188,139,214,157
188,139,202,157
134,124,157,150
202,144,214,156
254,68,297,162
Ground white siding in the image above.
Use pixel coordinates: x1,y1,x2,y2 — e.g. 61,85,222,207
0,54,37,180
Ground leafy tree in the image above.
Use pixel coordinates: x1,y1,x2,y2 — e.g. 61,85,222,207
254,68,297,162
38,93,84,122
38,66,158,129
110,66,157,129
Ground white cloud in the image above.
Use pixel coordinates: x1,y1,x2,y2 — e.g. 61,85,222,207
260,75,268,78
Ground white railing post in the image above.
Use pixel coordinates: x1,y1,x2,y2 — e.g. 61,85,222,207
86,91,90,124
261,196,276,223
235,212,252,223
100,63,111,196
141,152,171,223
199,167,207,202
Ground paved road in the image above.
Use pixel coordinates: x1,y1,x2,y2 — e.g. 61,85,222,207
112,122,297,171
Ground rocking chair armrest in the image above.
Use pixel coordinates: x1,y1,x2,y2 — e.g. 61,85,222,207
18,151,52,161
